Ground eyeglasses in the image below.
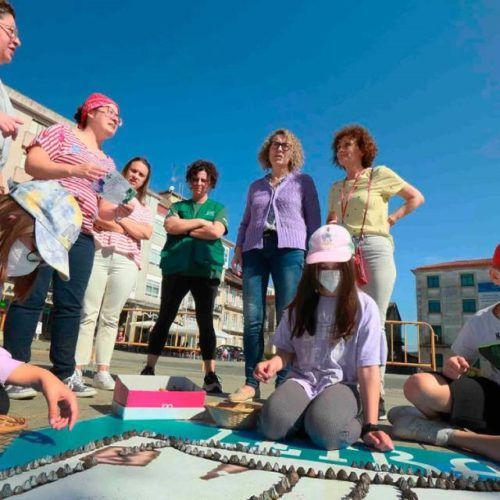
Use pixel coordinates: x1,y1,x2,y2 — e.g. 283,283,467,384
95,106,123,127
270,141,292,152
0,23,19,40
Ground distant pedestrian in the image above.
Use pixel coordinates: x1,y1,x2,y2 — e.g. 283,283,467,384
141,160,228,394
230,129,321,403
326,124,424,418
75,157,153,391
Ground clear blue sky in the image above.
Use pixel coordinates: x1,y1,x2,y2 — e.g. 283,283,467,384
4,1,499,321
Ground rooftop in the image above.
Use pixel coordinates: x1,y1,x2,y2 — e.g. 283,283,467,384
412,258,491,273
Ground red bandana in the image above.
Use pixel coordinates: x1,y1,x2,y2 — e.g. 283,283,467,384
78,93,119,128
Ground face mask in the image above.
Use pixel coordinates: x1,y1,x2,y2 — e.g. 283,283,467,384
319,270,341,293
7,240,40,277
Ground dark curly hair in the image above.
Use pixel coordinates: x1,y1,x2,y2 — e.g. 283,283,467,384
185,160,219,189
0,1,15,19
332,125,378,169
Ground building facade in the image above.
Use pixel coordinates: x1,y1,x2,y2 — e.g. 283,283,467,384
412,258,496,368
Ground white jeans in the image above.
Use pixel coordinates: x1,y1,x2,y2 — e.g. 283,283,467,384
358,235,397,398
75,248,138,367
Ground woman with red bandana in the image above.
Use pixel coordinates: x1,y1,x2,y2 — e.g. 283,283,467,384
3,92,121,399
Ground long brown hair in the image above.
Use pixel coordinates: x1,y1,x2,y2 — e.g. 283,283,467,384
288,260,359,341
0,196,39,302
122,157,152,204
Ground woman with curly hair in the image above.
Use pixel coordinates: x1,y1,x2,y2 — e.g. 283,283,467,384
327,124,424,418
230,129,321,403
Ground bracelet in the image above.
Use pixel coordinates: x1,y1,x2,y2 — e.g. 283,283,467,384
361,423,380,437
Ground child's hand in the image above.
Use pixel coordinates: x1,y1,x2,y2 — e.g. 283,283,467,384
363,429,394,452
254,360,277,383
443,355,470,380
39,373,79,430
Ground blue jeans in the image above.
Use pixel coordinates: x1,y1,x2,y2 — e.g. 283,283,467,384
3,233,95,380
242,232,304,388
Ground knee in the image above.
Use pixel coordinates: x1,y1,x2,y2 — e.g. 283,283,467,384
304,412,361,450
404,373,432,404
258,402,296,441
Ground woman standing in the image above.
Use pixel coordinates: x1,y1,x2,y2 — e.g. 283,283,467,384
75,157,153,391
230,129,321,403
255,224,393,452
327,124,424,417
3,93,120,399
0,0,22,192
141,160,228,394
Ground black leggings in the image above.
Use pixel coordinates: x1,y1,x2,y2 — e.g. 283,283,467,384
147,274,219,360
0,384,10,414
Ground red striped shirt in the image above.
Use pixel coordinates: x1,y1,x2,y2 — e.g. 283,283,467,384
93,198,152,269
28,124,116,234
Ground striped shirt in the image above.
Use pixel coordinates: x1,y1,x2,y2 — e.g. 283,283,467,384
28,124,116,235
93,198,152,269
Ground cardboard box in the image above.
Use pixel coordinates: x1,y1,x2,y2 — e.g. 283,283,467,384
112,375,206,420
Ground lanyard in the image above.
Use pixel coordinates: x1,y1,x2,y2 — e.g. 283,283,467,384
340,170,363,223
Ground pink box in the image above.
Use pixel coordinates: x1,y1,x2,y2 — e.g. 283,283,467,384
112,375,206,420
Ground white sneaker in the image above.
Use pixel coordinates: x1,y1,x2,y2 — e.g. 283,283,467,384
387,405,425,424
93,371,115,391
391,414,455,447
64,369,97,398
5,384,37,400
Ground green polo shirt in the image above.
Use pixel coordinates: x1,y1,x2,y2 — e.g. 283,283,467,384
160,198,228,280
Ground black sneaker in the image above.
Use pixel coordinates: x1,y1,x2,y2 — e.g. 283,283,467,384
378,398,388,421
203,371,223,394
140,365,155,376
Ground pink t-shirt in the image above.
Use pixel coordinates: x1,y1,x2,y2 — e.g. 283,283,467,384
93,198,152,269
0,347,22,385
28,124,116,235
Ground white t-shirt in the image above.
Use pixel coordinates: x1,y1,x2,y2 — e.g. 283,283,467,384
452,302,500,385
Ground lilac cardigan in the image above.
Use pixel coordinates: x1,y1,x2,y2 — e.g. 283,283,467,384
0,347,22,385
236,172,321,252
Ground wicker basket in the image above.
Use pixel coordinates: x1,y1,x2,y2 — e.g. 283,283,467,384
0,415,27,452
205,401,262,430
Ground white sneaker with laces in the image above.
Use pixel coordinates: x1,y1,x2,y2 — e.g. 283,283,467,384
93,371,115,391
391,414,455,447
64,369,97,398
5,384,37,400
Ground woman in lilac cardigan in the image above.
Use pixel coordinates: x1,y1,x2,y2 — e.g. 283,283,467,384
230,129,321,402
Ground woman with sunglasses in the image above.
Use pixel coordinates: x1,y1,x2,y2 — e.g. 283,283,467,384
75,157,153,391
229,129,321,403
3,92,121,399
0,0,22,193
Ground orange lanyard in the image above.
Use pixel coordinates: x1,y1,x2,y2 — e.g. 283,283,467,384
340,170,363,223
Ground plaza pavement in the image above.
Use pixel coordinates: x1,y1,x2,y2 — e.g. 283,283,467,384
10,339,411,434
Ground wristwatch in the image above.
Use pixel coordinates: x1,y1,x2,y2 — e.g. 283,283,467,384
361,423,380,437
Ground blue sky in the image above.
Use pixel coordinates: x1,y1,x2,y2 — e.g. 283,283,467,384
4,1,499,321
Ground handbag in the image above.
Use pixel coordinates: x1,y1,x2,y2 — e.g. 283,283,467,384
341,168,374,286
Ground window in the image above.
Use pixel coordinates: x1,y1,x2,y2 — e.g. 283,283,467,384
428,300,441,314
462,299,477,314
145,279,160,298
436,354,443,369
427,275,440,288
432,325,442,343
149,246,161,266
460,273,474,287
153,215,165,237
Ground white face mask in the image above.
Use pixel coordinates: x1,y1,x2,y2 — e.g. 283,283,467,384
7,240,40,277
318,270,341,293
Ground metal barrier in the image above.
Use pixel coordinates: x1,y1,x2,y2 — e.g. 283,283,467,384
385,320,436,371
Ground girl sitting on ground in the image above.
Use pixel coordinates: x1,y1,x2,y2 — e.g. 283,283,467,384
0,180,80,429
254,224,393,451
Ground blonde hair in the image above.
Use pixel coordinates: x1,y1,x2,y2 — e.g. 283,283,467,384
0,196,38,302
257,129,305,172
